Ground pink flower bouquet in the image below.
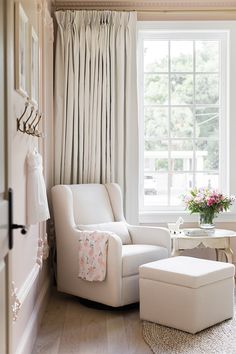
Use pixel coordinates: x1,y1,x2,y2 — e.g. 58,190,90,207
183,188,235,228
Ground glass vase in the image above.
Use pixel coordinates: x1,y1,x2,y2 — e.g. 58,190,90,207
199,211,215,229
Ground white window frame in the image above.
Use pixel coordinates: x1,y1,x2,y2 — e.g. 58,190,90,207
138,21,236,223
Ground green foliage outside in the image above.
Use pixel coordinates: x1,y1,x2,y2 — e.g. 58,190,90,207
144,40,220,174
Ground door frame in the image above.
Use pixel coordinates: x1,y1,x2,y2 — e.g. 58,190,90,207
5,0,13,352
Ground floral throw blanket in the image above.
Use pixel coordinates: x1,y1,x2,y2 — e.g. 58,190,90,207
78,231,109,281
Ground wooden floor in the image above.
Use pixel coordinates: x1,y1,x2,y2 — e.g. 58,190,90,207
33,288,152,354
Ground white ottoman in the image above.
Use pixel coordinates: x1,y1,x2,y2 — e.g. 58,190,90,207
139,256,235,334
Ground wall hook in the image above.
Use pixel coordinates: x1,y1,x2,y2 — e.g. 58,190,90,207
23,106,35,133
33,113,42,136
16,98,30,132
16,100,44,138
26,110,38,135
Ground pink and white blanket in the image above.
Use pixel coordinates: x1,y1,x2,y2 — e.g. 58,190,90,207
78,231,109,282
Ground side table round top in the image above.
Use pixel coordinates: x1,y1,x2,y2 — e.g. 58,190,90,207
171,228,236,239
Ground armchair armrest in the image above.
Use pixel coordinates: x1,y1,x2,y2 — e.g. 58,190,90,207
71,225,123,257
127,225,171,256
70,227,123,277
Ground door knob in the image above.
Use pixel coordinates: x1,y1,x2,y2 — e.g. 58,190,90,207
11,224,27,235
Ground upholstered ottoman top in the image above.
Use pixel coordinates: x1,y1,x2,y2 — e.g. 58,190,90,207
139,256,235,289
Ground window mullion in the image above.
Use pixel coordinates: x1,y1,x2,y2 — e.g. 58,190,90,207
140,37,145,211
193,40,196,188
168,40,171,206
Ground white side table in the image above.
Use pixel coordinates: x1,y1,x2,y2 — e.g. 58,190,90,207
171,229,236,263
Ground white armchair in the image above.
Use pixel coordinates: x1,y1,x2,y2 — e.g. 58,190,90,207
51,183,171,307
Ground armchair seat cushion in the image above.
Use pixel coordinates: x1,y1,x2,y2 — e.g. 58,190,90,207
122,244,168,277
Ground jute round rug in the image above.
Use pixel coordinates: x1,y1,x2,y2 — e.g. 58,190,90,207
143,316,236,354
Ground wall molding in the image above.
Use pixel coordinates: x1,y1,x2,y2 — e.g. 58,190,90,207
12,230,50,321
11,264,40,322
15,276,50,354
17,264,40,305
54,0,236,11
11,282,21,322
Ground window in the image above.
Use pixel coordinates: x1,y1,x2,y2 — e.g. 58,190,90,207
138,22,231,220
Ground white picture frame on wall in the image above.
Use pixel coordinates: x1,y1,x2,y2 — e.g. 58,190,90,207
15,2,29,97
29,25,39,105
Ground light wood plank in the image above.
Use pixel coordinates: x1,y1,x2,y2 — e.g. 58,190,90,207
106,311,130,353
32,290,68,354
123,307,152,354
58,296,108,354
33,289,152,354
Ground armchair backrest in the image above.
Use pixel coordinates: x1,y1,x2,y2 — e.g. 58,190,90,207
70,184,114,224
52,183,125,225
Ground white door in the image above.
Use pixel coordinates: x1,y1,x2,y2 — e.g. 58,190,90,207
0,0,10,352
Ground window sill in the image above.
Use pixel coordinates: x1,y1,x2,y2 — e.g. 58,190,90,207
139,211,236,224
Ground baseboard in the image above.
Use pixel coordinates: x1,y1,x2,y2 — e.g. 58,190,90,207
15,276,51,354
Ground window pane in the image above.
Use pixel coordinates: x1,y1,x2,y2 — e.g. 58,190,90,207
144,74,168,104
195,140,219,171
145,139,168,152
145,142,169,172
145,155,169,172
195,107,219,138
195,74,219,104
171,107,194,138
171,158,184,171
145,107,168,139
171,74,193,104
170,173,193,205
171,140,193,171
156,159,168,172
144,173,158,195
144,41,168,72
195,41,219,72
171,41,193,72
195,173,219,189
144,173,168,206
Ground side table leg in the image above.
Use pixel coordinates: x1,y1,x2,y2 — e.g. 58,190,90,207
171,249,182,257
222,248,233,263
215,248,220,261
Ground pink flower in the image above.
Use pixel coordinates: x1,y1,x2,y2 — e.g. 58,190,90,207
88,249,93,257
207,197,216,206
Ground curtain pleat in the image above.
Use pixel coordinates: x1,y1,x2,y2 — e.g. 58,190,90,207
54,10,138,223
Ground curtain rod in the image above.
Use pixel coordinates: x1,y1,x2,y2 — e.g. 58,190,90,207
54,9,236,15
53,7,236,13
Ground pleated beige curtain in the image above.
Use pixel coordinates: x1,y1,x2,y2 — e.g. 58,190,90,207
54,10,138,223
